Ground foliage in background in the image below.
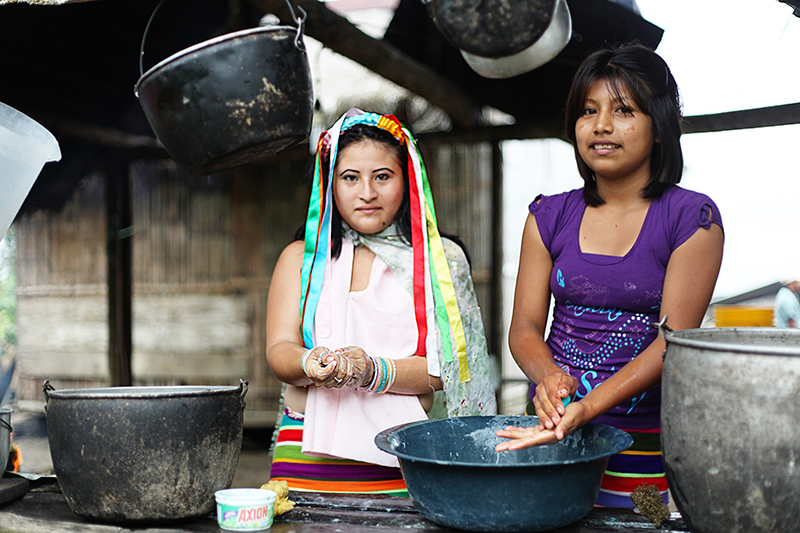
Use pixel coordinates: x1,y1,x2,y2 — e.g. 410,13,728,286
0,228,16,354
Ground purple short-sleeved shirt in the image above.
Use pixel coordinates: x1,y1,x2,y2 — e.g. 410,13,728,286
529,186,723,429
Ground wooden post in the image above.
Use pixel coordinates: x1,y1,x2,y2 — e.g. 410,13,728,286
490,140,504,365
105,156,133,387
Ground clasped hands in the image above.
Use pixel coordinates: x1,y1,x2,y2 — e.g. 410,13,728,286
302,345,372,389
495,371,582,452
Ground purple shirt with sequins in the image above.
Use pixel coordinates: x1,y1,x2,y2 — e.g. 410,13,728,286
528,186,723,429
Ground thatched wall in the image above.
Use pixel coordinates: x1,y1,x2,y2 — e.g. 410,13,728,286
14,141,497,426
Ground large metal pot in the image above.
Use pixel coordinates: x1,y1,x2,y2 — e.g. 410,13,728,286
376,415,632,532
661,327,800,533
44,380,248,523
135,8,313,176
0,408,12,472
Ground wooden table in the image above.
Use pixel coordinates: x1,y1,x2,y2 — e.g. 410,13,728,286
0,474,690,532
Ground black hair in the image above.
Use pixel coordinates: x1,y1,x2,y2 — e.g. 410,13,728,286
564,42,684,206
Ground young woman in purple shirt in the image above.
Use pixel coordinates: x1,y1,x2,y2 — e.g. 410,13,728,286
496,44,724,508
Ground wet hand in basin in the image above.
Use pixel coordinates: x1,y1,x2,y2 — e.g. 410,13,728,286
495,397,582,451
494,423,559,451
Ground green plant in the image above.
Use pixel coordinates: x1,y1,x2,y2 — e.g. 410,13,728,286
0,228,16,352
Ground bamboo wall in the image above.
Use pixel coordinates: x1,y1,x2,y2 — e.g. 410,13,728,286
14,141,497,426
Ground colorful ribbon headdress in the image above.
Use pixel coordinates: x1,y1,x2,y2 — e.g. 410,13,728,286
299,109,470,383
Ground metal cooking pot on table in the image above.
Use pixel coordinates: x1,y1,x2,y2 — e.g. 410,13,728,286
660,326,800,533
376,415,632,533
44,379,248,523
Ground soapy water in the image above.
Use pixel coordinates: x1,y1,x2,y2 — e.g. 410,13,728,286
458,424,593,465
383,416,616,466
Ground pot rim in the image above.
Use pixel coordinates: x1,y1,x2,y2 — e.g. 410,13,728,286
375,416,632,468
459,0,571,78
665,327,800,357
45,385,242,400
135,25,299,93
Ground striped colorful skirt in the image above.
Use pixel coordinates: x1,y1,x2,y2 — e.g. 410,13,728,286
525,401,668,509
268,408,409,496
596,427,668,508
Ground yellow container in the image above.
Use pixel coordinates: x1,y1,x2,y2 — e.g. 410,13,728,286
714,306,774,327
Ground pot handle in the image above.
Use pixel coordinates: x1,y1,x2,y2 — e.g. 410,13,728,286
284,0,307,52
238,379,249,410
138,0,307,79
139,0,167,79
649,315,674,360
42,379,56,405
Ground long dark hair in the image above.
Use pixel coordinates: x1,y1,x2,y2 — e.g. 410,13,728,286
565,43,684,206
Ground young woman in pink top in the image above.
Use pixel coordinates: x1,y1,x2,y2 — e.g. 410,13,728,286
265,109,496,495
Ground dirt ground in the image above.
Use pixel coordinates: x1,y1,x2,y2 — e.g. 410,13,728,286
8,411,274,489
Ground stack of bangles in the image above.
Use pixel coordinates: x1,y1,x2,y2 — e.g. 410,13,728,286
356,355,396,394
300,349,396,394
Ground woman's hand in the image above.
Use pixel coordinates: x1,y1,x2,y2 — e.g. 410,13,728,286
533,372,578,430
304,345,375,389
495,424,556,451
302,346,333,383
335,346,373,388
304,346,347,388
496,401,588,451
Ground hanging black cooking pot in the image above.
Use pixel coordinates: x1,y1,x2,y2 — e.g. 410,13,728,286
135,2,313,176
43,379,248,523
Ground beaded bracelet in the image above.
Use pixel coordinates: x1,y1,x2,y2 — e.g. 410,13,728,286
356,356,378,391
356,355,396,394
381,358,397,394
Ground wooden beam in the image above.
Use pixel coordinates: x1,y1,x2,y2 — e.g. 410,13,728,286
246,0,483,129
0,0,98,4
417,102,800,144
36,115,168,158
682,103,800,134
419,121,567,144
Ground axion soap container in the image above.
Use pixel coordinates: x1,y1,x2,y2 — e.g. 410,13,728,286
215,488,277,531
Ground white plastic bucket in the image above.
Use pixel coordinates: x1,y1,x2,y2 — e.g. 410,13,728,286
0,101,61,242
215,488,276,531
0,407,12,472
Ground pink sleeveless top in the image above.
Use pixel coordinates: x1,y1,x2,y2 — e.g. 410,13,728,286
303,239,428,467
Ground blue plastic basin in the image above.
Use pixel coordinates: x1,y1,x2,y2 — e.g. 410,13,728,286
375,415,632,532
